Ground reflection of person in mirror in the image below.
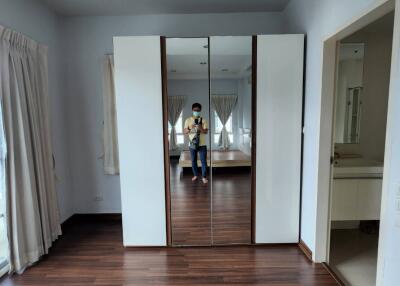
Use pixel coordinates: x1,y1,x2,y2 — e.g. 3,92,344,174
184,103,209,184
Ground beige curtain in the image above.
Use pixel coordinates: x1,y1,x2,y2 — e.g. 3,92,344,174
102,55,119,175
212,95,237,150
0,25,61,273
167,96,185,150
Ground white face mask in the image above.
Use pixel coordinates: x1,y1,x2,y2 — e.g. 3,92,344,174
193,111,201,117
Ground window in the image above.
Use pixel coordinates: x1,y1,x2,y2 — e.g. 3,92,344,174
168,112,184,145
213,111,233,144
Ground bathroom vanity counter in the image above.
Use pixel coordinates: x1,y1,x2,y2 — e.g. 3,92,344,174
333,158,383,178
331,158,383,221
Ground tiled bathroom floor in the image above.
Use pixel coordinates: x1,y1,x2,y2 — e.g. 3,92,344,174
329,229,378,286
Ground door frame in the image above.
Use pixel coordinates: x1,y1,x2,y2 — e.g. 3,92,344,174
251,35,257,244
313,0,396,263
160,36,172,245
161,36,258,246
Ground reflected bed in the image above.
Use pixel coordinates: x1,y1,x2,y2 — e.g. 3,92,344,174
178,150,251,168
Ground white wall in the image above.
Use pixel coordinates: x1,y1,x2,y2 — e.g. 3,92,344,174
377,1,400,284
62,12,284,214
283,0,391,255
238,77,252,155
0,0,73,222
238,77,252,130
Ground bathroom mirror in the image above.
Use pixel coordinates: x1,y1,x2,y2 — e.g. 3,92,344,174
210,36,253,245
334,43,365,144
166,38,211,246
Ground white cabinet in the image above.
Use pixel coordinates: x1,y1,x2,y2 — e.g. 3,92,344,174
331,179,382,221
114,34,305,246
357,179,382,220
114,36,166,246
331,180,359,220
256,35,304,243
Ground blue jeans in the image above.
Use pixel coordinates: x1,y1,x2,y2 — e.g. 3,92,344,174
189,146,207,178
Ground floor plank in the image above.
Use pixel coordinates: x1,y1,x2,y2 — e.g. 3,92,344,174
1,219,338,286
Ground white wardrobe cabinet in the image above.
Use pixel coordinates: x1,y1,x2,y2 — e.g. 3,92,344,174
114,34,304,246
114,36,166,246
256,35,304,243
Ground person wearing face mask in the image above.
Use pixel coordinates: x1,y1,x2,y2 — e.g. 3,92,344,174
184,103,209,184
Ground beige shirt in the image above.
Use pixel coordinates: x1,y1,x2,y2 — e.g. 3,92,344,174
184,116,208,147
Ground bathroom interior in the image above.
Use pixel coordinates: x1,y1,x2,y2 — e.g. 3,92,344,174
328,11,394,286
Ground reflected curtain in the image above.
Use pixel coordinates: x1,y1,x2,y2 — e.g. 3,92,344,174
212,95,237,150
102,55,119,175
0,25,61,273
168,96,185,150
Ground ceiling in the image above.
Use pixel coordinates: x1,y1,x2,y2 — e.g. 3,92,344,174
166,37,252,80
340,11,394,61
343,11,394,41
360,11,395,34
39,0,291,16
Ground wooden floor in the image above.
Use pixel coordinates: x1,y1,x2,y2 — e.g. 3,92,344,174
1,218,339,286
170,160,251,246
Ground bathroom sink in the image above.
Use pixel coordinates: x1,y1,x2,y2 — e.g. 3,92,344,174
333,158,383,178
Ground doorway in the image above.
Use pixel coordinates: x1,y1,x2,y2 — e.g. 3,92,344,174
327,11,394,286
162,36,256,246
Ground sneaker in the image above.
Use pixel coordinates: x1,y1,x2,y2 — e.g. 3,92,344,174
202,178,208,184
192,176,198,182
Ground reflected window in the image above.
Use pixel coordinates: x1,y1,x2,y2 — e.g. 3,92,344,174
213,111,233,144
168,111,184,145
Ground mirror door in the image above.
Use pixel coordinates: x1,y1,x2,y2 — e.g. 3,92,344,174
209,36,253,245
166,36,254,246
166,38,212,246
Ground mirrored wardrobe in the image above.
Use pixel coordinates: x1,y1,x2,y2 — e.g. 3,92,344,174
164,36,254,246
114,34,303,247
